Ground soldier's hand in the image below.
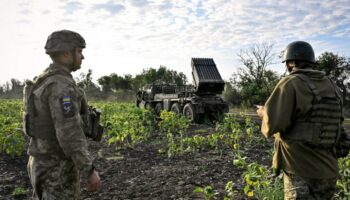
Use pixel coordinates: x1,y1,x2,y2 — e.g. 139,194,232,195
86,170,101,192
256,105,265,118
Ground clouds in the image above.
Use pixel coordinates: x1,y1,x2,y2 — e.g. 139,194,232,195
91,1,125,16
0,0,350,84
63,1,84,15
129,0,150,8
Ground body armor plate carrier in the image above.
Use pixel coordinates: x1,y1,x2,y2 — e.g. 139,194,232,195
283,73,342,148
23,71,62,140
23,70,104,141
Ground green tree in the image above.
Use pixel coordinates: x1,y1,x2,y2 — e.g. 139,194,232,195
97,75,112,93
76,69,101,100
96,66,188,101
133,66,187,90
223,82,241,106
0,86,4,95
0,79,24,99
231,43,280,106
98,74,133,92
315,52,350,107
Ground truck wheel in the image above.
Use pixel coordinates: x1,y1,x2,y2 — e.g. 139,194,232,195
170,103,181,115
155,103,163,116
183,103,197,122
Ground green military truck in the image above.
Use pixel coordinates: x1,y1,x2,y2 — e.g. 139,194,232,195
136,58,229,122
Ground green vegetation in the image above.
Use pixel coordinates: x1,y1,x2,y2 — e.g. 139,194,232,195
194,185,216,200
0,100,349,198
229,43,280,107
0,43,349,199
159,111,190,157
12,187,28,196
0,99,25,157
2,48,349,110
96,102,155,148
234,158,283,199
336,154,350,198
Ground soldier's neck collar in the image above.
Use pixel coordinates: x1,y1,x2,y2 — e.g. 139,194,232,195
49,63,73,77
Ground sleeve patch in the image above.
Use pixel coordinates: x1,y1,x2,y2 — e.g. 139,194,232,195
61,95,75,118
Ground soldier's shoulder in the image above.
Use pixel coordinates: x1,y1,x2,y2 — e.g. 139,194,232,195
276,75,298,87
36,74,76,96
50,76,76,89
47,73,74,83
40,73,74,90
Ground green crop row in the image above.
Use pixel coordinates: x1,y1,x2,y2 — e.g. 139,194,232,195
96,102,155,148
0,99,25,157
0,100,349,198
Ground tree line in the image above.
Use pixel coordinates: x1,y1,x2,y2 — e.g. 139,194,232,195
1,43,350,112
0,66,188,101
224,43,350,112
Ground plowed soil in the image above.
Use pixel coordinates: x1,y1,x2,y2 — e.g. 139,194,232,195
0,124,274,200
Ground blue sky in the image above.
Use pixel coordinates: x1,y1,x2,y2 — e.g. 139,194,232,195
1,0,350,84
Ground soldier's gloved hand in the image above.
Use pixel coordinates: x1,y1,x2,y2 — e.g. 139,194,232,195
86,170,101,192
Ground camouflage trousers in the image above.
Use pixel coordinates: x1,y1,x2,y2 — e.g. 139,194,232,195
27,155,80,200
283,172,337,200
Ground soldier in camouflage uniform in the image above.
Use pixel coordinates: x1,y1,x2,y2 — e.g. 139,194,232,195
24,30,101,199
257,41,347,199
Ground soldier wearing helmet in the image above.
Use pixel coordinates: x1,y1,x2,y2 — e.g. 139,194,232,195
25,30,101,199
257,41,346,199
45,29,86,72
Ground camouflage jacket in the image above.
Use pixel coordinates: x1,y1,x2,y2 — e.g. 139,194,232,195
26,63,93,178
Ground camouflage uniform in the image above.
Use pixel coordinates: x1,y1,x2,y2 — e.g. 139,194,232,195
283,172,337,200
25,63,93,200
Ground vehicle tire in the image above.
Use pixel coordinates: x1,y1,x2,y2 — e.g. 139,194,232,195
183,103,197,122
155,102,163,116
136,91,142,101
170,103,181,115
144,102,151,109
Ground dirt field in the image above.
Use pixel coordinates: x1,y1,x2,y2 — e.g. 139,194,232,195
0,123,274,200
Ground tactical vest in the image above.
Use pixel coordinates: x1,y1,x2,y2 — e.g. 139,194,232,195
23,69,73,140
283,73,342,148
24,68,103,141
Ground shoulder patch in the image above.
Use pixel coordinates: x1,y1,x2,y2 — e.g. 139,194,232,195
61,95,75,118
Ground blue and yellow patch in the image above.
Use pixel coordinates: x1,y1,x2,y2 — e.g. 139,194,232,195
61,95,75,118
62,96,72,104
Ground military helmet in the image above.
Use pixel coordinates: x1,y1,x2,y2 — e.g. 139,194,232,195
282,41,315,63
45,30,86,54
